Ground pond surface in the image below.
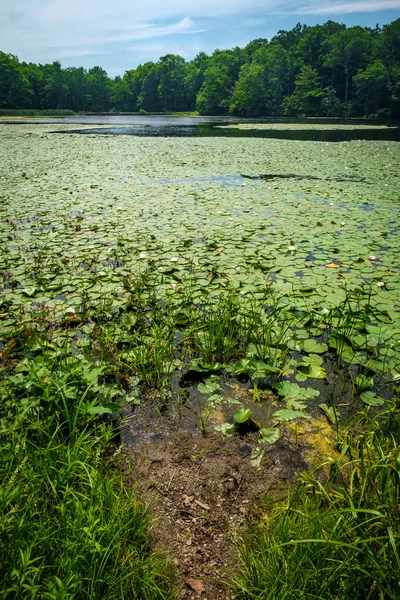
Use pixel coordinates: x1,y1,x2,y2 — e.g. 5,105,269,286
4,115,400,141
0,121,399,444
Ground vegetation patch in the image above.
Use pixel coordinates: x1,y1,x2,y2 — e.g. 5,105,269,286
0,123,399,597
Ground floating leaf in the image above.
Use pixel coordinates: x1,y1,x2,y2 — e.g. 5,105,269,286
197,380,220,395
214,422,234,435
259,427,281,445
250,447,265,469
286,399,307,410
302,339,328,354
274,381,320,400
273,409,311,422
297,354,327,379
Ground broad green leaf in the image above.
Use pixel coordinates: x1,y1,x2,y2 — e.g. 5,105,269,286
259,427,281,445
360,391,385,406
302,339,328,354
197,380,220,395
273,409,311,422
234,408,252,423
214,422,235,435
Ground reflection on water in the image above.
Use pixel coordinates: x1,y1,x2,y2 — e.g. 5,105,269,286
56,123,400,142
4,114,400,142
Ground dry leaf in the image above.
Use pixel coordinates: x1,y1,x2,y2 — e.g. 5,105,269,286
325,262,340,268
186,578,206,595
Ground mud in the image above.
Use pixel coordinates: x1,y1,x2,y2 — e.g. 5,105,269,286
123,399,337,599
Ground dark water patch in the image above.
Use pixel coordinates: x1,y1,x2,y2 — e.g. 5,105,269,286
243,173,368,183
51,124,400,142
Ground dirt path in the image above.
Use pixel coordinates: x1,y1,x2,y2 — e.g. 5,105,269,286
125,412,310,599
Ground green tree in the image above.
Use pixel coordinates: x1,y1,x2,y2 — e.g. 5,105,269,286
321,86,344,116
0,52,32,108
196,48,245,115
65,67,88,112
229,64,268,116
136,62,161,112
283,65,324,116
184,52,209,109
158,54,187,112
354,60,389,116
40,61,69,108
322,26,372,104
86,66,111,112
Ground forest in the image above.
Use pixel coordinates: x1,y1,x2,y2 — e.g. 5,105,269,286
1,18,400,117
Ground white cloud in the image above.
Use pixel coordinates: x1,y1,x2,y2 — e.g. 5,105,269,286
56,48,111,58
0,0,398,68
293,0,400,14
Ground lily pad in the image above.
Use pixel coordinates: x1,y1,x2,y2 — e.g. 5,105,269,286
259,427,281,445
273,409,311,422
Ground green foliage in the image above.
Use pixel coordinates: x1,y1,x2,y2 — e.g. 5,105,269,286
283,66,324,116
234,405,400,599
0,430,175,599
1,18,400,115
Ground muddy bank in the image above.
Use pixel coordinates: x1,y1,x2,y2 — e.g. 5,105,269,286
123,401,336,599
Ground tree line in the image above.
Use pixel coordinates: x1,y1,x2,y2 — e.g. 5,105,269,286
1,18,399,117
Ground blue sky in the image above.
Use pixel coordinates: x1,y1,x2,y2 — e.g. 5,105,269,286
1,1,399,77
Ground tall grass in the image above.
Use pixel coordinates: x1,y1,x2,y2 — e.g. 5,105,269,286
233,402,400,599
0,302,176,599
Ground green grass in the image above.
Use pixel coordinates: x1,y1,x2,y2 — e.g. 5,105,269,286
0,428,175,600
233,402,400,600
0,298,176,599
1,268,399,598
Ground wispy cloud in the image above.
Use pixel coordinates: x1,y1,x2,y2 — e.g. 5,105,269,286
56,48,111,58
293,0,400,14
0,0,398,75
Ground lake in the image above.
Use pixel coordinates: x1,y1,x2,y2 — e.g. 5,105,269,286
1,117,399,442
4,114,400,141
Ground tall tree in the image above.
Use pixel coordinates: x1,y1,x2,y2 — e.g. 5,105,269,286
322,26,372,104
196,48,245,115
0,53,32,108
158,55,187,112
86,66,110,112
283,65,324,116
354,60,389,116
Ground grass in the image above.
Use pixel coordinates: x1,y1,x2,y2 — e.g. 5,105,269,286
1,267,399,598
0,428,175,600
233,401,400,600
0,297,176,599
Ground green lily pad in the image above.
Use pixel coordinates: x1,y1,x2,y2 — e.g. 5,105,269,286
259,427,281,445
234,408,252,423
302,339,328,354
214,422,235,435
273,409,311,422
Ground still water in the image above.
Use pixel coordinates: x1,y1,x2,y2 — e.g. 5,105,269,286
7,115,400,142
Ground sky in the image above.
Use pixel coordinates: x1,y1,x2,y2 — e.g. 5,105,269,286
1,0,399,77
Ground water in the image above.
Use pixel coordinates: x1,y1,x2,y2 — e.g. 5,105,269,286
5,115,400,142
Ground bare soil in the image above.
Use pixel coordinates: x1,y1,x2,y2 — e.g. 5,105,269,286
124,403,312,599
